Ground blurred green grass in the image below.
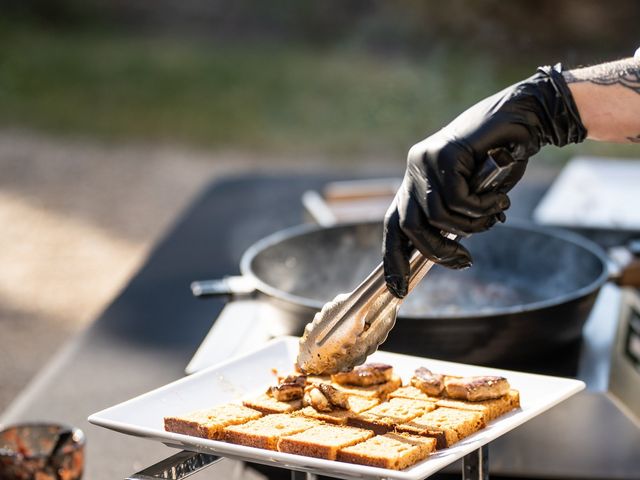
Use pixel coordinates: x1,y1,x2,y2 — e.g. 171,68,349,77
0,23,638,161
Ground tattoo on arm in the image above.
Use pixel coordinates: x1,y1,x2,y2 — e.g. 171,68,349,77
564,58,640,95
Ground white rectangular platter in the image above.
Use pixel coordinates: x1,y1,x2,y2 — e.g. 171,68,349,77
89,336,584,480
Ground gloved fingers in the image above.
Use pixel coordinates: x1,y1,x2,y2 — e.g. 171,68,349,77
440,170,511,217
432,143,512,218
397,194,472,269
425,188,505,237
382,200,413,298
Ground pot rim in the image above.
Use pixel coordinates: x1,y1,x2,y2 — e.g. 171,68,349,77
239,219,610,319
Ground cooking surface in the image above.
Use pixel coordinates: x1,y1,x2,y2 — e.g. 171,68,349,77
2,172,639,480
249,222,605,316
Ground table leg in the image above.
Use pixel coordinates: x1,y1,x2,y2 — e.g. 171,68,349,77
126,450,221,479
290,471,318,480
462,445,489,480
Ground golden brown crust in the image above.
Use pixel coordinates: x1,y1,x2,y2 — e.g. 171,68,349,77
397,407,484,447
295,395,380,425
270,375,306,401
389,386,439,403
332,363,394,387
223,414,320,450
277,425,373,460
395,424,456,449
243,393,302,414
337,432,436,470
444,376,510,401
347,398,435,435
333,375,402,400
411,367,445,396
164,404,262,440
436,390,520,422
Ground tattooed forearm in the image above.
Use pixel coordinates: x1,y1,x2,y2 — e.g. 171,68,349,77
564,58,640,95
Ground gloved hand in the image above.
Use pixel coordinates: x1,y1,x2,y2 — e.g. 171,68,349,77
383,64,587,298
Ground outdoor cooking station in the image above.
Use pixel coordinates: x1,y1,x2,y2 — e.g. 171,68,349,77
1,170,639,480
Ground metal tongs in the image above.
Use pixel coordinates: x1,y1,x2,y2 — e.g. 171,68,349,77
297,148,517,374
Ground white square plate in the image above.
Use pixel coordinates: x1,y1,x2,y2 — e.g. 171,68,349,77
89,336,584,480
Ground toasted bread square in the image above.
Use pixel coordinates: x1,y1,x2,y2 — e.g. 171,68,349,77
223,414,321,450
164,404,262,440
338,432,436,470
436,389,520,422
397,407,484,448
348,398,436,435
333,375,402,399
295,395,380,425
389,385,440,402
306,375,332,385
277,424,373,460
243,393,302,414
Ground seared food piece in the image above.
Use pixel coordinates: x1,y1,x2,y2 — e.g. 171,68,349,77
243,393,302,414
270,375,307,402
332,363,393,387
337,432,436,470
411,367,445,396
164,404,262,440
444,376,510,401
303,383,351,411
277,424,373,460
304,386,332,412
347,398,436,435
318,383,350,409
296,394,379,425
223,414,320,450
437,389,520,422
332,375,402,400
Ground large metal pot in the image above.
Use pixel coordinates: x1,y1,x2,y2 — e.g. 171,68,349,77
194,220,612,367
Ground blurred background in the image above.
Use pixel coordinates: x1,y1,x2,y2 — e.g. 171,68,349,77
1,0,639,412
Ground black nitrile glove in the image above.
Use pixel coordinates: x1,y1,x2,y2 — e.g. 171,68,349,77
383,64,587,298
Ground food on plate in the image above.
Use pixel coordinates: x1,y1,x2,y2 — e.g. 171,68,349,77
296,394,380,425
347,397,436,435
304,386,331,412
436,389,520,422
396,407,485,448
389,385,438,402
332,375,402,400
337,432,437,470
277,424,373,460
163,363,521,471
332,363,393,387
303,383,351,412
444,375,510,401
243,393,302,414
318,383,350,409
223,414,321,450
410,367,445,396
270,374,307,401
164,404,262,440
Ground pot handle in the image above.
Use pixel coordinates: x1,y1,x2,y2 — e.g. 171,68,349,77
608,242,640,288
191,275,256,297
